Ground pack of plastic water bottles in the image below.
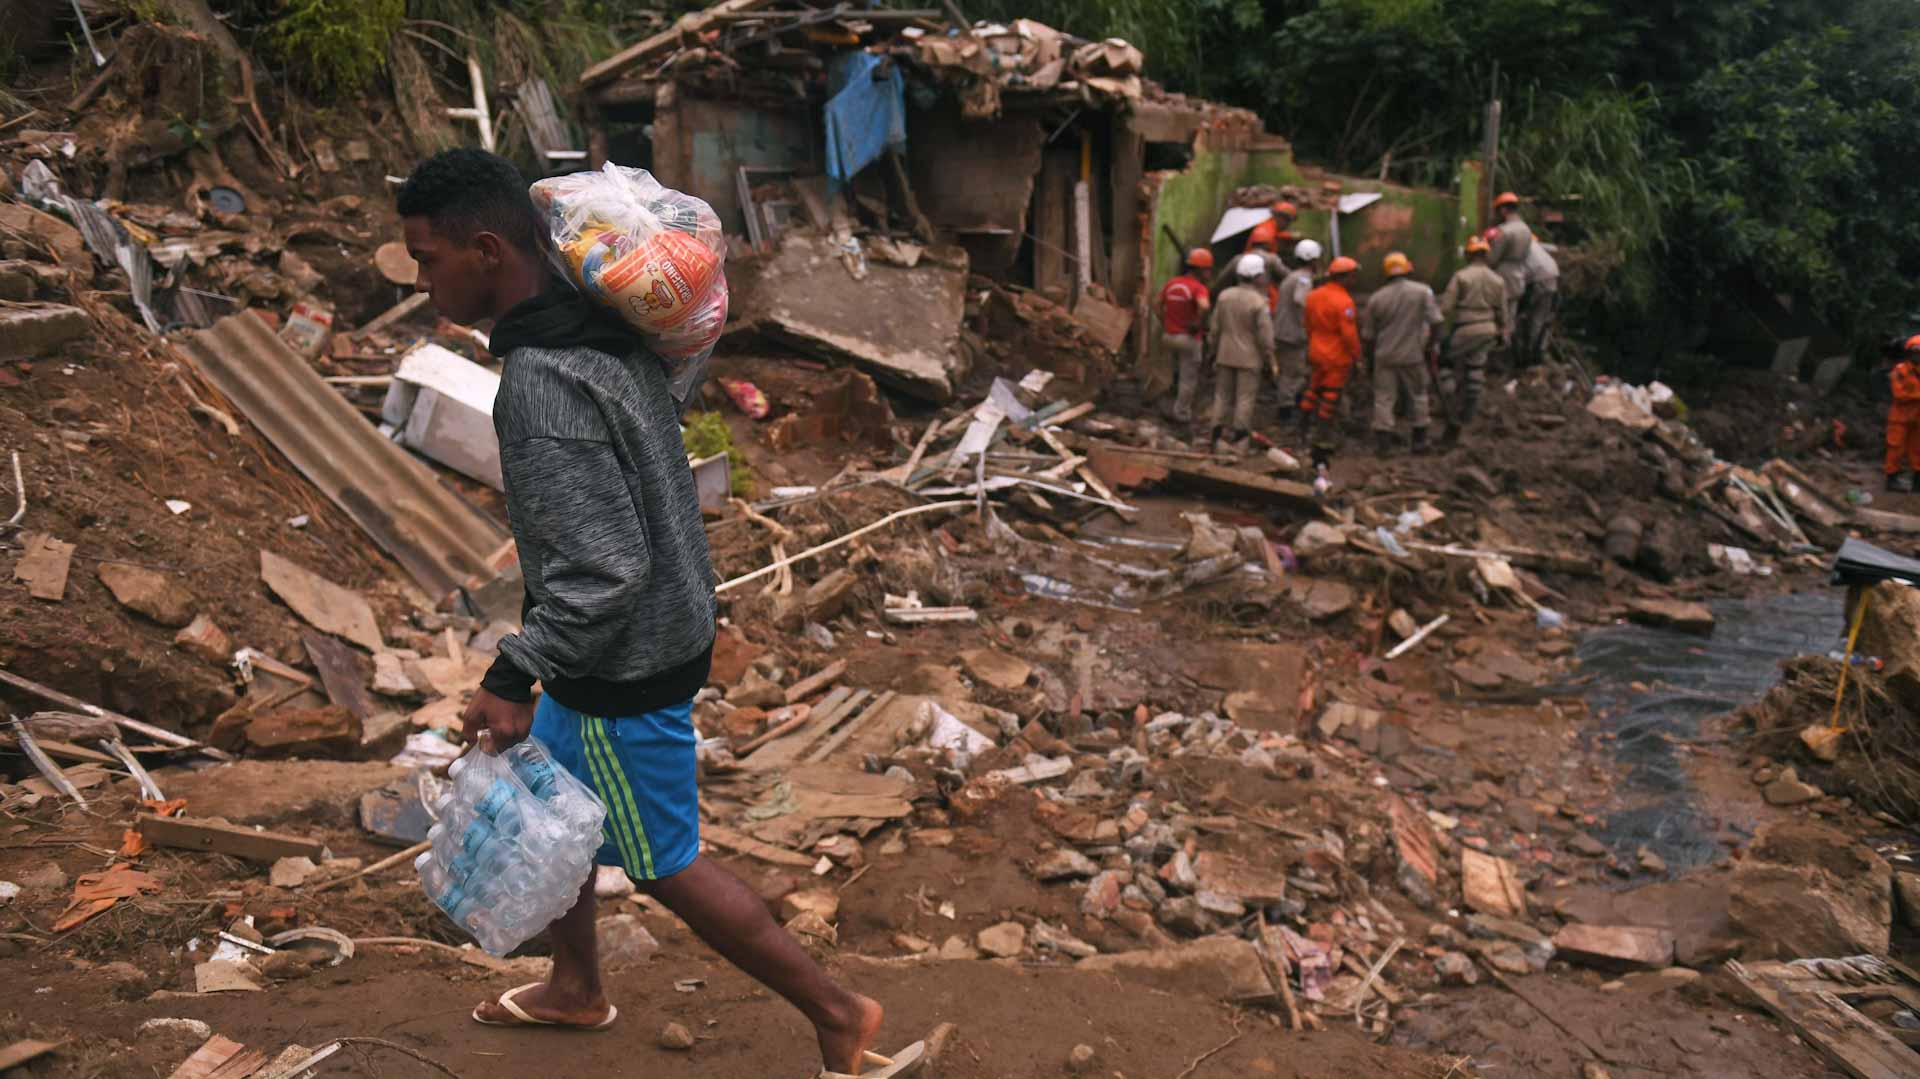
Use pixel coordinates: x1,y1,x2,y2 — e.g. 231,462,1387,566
414,736,607,956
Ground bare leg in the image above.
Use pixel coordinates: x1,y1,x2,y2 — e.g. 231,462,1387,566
641,855,882,1073
472,873,613,1026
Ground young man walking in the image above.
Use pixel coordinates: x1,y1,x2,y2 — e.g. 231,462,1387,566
397,148,892,1076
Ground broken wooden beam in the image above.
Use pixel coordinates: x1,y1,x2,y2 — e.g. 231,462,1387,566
803,689,897,764
134,815,327,863
0,667,231,760
882,606,978,625
784,660,847,705
1852,506,1920,535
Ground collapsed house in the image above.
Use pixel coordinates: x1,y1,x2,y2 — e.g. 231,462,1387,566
571,1,1470,403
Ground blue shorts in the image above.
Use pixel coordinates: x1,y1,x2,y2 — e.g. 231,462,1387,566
530,695,701,882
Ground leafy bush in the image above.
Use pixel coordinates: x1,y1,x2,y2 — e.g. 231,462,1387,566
682,410,752,497
274,0,406,95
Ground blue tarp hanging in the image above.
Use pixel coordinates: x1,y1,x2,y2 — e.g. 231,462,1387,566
824,52,906,187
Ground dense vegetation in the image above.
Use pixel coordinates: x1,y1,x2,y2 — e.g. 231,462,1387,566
969,0,1920,372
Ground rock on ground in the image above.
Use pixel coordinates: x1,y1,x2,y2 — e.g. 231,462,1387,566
1728,821,1891,958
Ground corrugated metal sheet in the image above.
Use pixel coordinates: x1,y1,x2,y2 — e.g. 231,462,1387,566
180,313,508,597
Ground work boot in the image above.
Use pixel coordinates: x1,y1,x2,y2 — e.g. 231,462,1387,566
1411,426,1430,455
1296,410,1312,445
1439,422,1462,450
1311,445,1332,471
1375,430,1396,457
1890,472,1913,493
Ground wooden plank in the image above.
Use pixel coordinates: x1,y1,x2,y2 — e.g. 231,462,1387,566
0,1040,60,1071
803,689,896,765
0,734,115,765
882,607,978,625
784,659,846,705
302,631,377,721
12,532,74,600
701,822,815,868
349,292,430,338
167,1035,247,1079
1852,507,1920,535
135,814,326,863
578,0,778,87
1729,962,1919,1079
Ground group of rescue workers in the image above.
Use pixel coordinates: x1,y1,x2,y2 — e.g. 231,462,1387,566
1154,191,1560,471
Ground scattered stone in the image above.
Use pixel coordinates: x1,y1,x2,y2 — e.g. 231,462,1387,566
1077,937,1277,1002
658,1022,695,1051
727,668,785,709
1475,940,1533,976
258,950,317,981
1636,847,1667,875
1551,924,1675,971
893,933,932,954
269,856,317,888
1537,639,1575,658
245,706,358,757
780,889,840,923
1623,598,1715,635
959,648,1032,691
596,913,662,970
1434,951,1479,986
97,562,195,627
976,921,1026,959
1192,851,1288,904
1566,833,1609,858
173,615,232,663
99,960,152,1000
1067,1043,1098,1073
139,1018,213,1043
17,863,69,895
937,935,981,961
1029,921,1097,959
1896,873,1920,932
594,864,635,898
1081,869,1126,917
1292,521,1348,556
786,910,837,947
1158,849,1198,891
1031,848,1098,882
1460,849,1526,918
371,651,419,697
1762,766,1822,807
1156,896,1214,936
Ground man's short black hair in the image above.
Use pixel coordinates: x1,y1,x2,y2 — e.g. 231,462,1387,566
397,148,546,256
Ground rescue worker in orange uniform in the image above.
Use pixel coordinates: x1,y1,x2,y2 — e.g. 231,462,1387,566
1155,249,1214,423
1302,256,1362,468
1887,335,1920,491
1270,200,1302,248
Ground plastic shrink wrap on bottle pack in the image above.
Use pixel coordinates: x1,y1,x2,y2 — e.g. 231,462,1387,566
530,162,728,402
415,735,607,956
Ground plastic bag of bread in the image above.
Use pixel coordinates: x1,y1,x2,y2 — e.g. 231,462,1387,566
529,163,729,367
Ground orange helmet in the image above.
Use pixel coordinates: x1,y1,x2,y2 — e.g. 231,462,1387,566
1248,220,1280,249
1382,252,1413,277
1186,248,1214,270
1272,200,1298,218
1906,334,1920,353
1328,256,1359,275
1465,236,1490,255
1494,191,1521,209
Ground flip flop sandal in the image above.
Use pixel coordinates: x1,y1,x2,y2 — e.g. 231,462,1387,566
820,1040,925,1079
471,982,618,1031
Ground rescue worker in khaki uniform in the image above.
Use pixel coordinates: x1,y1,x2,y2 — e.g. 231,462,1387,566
1487,191,1532,343
1206,253,1275,451
1155,248,1214,422
1436,235,1509,445
1213,219,1285,301
1275,239,1321,419
1887,336,1920,491
1302,256,1363,468
1361,251,1443,455
1518,239,1559,366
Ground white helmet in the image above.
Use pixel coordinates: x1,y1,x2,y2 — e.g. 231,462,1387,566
1235,253,1266,279
1293,238,1323,263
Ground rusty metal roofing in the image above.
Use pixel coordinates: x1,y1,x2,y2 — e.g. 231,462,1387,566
179,313,508,597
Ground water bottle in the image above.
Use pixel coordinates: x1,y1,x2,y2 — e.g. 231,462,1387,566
414,735,607,956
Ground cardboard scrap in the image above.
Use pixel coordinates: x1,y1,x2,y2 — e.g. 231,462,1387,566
259,550,382,651
194,958,265,994
12,532,74,600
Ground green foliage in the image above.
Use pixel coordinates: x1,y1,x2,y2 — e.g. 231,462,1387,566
275,0,406,95
682,411,752,497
